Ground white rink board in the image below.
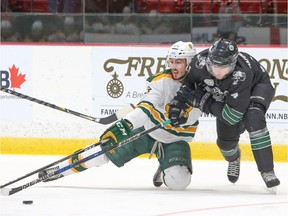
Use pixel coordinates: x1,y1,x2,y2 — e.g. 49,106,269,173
0,44,287,144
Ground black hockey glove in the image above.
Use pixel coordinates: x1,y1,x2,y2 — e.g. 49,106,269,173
165,99,192,127
174,85,193,104
175,85,213,114
188,89,213,114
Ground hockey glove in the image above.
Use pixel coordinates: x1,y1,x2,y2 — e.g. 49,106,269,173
165,99,192,127
173,85,193,104
174,85,213,114
187,89,213,114
100,119,132,148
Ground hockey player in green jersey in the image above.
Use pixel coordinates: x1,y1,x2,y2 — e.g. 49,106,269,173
39,41,202,190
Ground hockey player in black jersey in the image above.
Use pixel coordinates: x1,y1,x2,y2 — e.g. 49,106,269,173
168,38,280,189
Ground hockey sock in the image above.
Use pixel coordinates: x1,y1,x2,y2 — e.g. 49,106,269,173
57,146,109,177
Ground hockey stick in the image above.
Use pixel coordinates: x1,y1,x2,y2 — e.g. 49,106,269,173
1,119,171,196
0,87,134,125
0,139,108,189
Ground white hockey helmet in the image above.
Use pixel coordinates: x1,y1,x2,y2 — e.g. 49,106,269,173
166,41,196,70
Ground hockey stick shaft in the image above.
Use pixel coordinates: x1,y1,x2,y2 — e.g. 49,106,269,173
0,140,107,189
0,87,134,125
1,119,171,196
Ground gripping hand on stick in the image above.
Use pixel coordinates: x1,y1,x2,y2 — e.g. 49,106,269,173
165,99,192,127
100,119,133,148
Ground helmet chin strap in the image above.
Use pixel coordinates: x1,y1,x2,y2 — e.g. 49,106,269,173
179,64,191,82
175,68,190,83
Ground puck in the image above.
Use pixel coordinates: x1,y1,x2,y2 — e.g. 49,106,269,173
23,200,33,205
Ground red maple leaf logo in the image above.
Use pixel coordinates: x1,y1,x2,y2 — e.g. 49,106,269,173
9,64,26,89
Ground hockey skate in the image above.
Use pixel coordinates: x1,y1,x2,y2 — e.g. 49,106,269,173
227,154,240,183
261,170,280,189
153,166,163,187
38,166,64,182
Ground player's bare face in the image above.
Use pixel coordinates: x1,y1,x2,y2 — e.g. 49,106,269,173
169,58,187,80
211,66,231,80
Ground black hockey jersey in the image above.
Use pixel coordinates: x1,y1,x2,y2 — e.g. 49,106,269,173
184,49,273,125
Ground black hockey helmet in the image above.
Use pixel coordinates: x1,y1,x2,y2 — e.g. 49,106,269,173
206,38,238,76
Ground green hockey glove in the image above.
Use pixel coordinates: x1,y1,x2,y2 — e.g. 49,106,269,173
100,119,132,147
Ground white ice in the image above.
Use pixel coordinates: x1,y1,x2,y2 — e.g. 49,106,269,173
0,155,287,216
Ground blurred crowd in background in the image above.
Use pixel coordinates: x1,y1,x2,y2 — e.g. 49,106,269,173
1,0,287,44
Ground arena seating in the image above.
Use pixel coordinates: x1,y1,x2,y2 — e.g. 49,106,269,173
134,0,268,14
9,0,48,12
267,0,288,13
190,0,212,13
3,0,287,14
237,0,266,13
135,0,190,13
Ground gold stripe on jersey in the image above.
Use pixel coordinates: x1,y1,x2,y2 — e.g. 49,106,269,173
151,73,172,82
146,70,172,83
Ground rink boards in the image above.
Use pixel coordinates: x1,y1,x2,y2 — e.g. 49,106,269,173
0,44,287,162
0,137,287,162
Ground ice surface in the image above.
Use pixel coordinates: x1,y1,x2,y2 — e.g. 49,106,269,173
0,155,287,216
